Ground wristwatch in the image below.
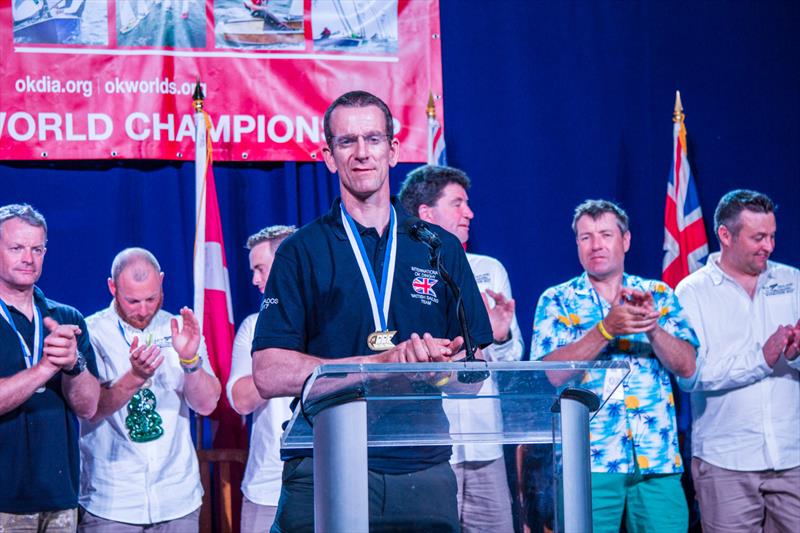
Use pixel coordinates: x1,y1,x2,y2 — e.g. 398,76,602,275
63,350,87,376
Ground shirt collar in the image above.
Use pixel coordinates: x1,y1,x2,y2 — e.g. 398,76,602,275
325,196,409,240
705,251,776,287
573,271,633,298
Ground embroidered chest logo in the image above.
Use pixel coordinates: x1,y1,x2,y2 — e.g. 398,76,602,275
474,272,491,286
410,267,440,305
763,282,794,297
413,277,438,296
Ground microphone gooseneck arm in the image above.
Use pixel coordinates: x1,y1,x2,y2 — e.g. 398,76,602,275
430,247,477,361
408,219,489,383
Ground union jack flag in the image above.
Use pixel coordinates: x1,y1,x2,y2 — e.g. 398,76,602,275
413,276,438,297
662,91,709,289
426,92,447,166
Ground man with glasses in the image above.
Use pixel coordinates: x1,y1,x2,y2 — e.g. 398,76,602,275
78,247,221,532
0,203,99,533
252,90,493,532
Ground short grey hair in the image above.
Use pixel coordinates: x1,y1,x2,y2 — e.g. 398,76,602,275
246,225,296,250
0,204,48,242
571,199,629,235
110,247,162,284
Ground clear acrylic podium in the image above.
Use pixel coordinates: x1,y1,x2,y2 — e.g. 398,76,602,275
282,360,629,533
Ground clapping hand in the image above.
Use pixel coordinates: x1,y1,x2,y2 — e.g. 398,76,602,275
482,289,515,343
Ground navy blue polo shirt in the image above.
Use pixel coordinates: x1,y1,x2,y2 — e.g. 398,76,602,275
0,286,99,513
253,197,493,474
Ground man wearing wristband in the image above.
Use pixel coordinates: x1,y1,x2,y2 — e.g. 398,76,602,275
531,199,698,533
78,247,221,532
399,165,521,533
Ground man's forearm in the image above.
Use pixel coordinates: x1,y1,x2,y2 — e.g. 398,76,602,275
184,370,221,415
647,326,696,378
541,325,609,386
253,348,327,398
90,371,147,423
0,364,58,415
230,376,267,415
62,371,100,419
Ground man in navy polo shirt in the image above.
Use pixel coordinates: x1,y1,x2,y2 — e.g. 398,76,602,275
252,91,493,532
0,203,100,532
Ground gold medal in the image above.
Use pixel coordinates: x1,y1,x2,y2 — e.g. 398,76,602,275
367,330,397,351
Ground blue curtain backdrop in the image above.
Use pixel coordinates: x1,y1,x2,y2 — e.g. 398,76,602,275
3,1,799,351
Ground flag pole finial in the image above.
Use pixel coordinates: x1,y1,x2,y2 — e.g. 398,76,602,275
193,79,204,112
426,91,436,120
673,90,683,120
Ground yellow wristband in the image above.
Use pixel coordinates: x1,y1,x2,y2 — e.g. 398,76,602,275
432,373,452,388
180,353,200,366
597,320,614,341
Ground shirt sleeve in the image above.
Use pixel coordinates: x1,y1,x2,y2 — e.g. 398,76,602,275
675,280,772,392
226,314,256,408
651,281,700,348
531,287,578,360
75,314,100,379
481,261,524,362
252,244,308,353
447,241,493,349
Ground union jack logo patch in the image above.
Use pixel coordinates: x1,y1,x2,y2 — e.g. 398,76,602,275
412,277,438,297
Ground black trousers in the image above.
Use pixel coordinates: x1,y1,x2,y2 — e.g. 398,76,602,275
271,457,459,533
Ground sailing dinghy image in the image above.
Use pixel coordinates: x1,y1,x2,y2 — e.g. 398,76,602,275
215,0,304,48
312,0,397,54
13,0,86,44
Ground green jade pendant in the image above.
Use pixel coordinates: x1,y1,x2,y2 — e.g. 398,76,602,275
125,388,164,442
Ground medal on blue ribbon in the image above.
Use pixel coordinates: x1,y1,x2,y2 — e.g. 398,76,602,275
341,204,398,351
0,297,45,393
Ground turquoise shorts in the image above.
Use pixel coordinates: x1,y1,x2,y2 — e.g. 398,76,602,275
590,468,687,533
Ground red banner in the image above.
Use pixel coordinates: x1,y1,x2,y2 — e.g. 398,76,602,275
1,0,443,162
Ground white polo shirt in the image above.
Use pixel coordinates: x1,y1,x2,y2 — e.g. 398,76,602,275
226,313,293,506
676,253,800,471
80,304,211,524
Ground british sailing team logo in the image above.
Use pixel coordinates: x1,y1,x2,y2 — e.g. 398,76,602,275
412,277,438,297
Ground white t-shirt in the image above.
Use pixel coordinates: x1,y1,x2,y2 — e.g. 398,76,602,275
227,313,293,506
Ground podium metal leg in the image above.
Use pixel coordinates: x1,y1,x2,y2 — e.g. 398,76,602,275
313,400,368,533
559,389,597,533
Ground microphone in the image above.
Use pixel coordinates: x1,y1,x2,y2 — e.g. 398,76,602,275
406,216,489,384
406,217,442,250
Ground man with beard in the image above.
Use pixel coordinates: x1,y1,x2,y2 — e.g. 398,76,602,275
78,247,221,532
0,203,99,532
675,190,800,532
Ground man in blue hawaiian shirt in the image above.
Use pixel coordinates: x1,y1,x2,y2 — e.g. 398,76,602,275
531,199,699,533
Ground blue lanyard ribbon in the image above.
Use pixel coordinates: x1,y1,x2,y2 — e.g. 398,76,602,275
340,204,397,331
0,297,43,370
